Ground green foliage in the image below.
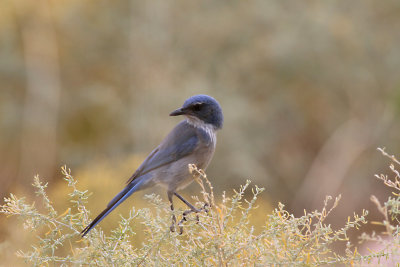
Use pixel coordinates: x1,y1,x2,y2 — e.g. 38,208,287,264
2,156,400,266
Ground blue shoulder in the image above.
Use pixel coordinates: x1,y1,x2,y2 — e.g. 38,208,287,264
126,121,199,182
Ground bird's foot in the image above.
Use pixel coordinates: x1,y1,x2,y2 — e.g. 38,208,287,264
177,203,210,234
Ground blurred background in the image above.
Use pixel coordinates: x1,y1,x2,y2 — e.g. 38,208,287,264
1,0,400,260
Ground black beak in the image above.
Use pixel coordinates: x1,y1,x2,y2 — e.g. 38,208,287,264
169,108,185,116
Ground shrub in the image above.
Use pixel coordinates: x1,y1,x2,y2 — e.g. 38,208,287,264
1,149,400,266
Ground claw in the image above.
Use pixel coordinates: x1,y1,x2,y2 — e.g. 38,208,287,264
178,215,187,235
203,203,210,213
170,214,176,232
179,225,184,235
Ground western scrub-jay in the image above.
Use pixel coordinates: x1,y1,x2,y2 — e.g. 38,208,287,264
81,94,223,237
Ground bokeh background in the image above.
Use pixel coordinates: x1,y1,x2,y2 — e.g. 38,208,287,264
1,0,400,262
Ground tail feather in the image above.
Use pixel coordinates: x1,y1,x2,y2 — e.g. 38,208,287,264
81,179,143,237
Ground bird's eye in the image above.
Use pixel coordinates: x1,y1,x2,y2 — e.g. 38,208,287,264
192,103,203,111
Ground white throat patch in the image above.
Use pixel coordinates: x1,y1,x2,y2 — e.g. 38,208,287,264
186,116,217,145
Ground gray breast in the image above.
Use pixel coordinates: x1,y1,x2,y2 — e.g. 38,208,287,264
155,122,217,192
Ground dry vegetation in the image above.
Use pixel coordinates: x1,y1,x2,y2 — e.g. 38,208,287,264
2,149,400,266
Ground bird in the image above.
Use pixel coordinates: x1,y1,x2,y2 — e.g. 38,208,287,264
81,94,223,237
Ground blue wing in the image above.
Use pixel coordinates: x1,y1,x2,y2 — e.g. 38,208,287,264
81,121,199,237
126,121,199,184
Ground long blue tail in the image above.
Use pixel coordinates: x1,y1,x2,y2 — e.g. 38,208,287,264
81,179,143,237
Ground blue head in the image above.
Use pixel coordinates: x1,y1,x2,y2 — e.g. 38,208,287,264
170,95,224,130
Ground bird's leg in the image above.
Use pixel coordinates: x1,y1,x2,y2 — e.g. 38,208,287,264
168,191,176,232
174,192,201,212
174,192,211,213
174,192,201,221
174,192,209,234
